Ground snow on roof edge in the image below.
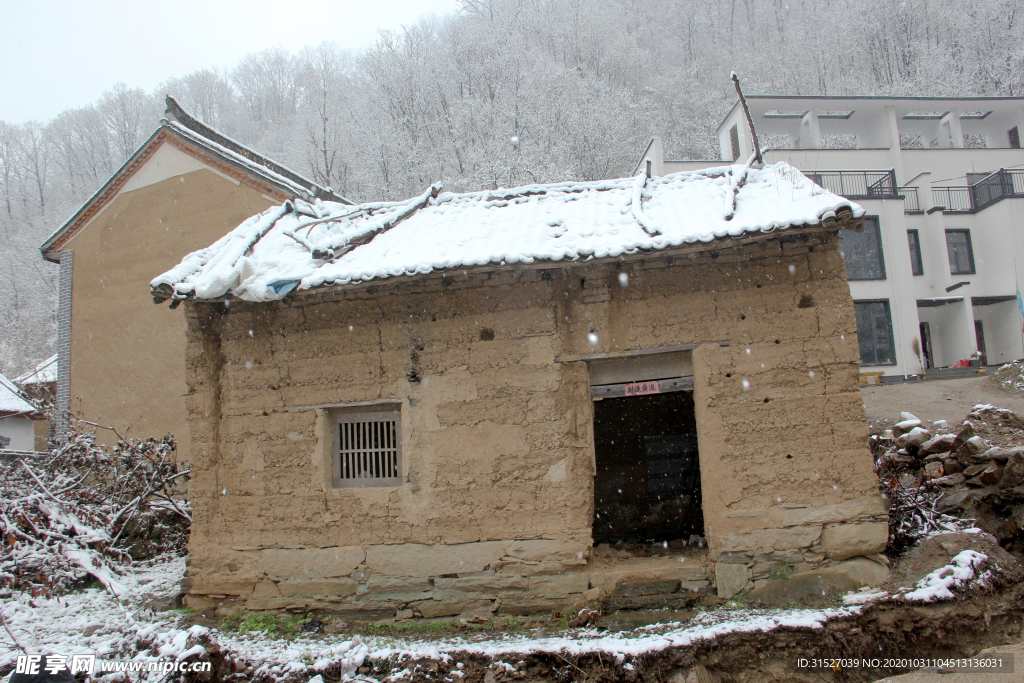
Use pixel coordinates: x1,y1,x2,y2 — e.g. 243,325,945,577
14,354,58,386
152,161,864,304
0,371,37,416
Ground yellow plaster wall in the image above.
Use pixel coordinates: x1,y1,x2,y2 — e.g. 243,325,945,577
57,161,275,463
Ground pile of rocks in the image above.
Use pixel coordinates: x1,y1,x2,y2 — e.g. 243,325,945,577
875,405,1024,556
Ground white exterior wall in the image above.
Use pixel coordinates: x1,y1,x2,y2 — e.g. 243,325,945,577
651,96,1024,376
0,416,35,451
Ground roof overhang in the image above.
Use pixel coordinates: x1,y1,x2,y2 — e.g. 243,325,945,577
169,210,863,307
41,99,351,262
716,95,1024,136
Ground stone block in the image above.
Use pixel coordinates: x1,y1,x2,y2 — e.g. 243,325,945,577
433,576,528,599
954,436,988,461
821,522,888,561
495,560,566,576
612,580,681,597
1001,451,1024,489
323,602,396,621
603,594,698,611
920,434,956,455
895,427,930,449
190,575,258,596
182,595,218,610
977,446,1024,464
528,573,590,597
719,525,822,553
679,581,709,592
363,577,434,602
715,563,749,599
277,578,358,598
494,597,568,616
923,461,944,480
254,546,365,580
782,494,888,527
366,542,505,577
747,556,888,607
503,539,585,562
418,599,493,619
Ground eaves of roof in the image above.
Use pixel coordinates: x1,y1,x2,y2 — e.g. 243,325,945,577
714,94,1024,135
40,99,351,262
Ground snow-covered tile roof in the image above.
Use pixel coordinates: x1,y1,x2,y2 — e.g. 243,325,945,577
152,161,864,304
0,372,37,417
14,354,57,386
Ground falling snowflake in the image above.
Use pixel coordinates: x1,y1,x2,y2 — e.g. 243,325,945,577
588,332,599,345
618,272,629,286
742,378,751,391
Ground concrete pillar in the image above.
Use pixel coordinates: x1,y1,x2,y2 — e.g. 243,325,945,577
649,136,665,175
800,111,820,149
884,105,906,184
941,111,964,149
1011,108,1024,148
955,297,979,359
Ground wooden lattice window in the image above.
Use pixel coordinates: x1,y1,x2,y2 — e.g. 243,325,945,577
330,405,402,488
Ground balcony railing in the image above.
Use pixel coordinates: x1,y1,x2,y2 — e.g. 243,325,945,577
932,169,1024,213
931,187,974,213
805,170,899,199
899,186,921,213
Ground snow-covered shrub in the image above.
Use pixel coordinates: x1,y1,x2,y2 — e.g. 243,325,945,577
996,360,1024,394
0,418,190,596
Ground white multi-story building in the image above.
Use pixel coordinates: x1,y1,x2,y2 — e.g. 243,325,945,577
641,96,1024,379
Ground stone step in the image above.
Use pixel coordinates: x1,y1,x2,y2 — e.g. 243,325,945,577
598,609,698,631
602,592,702,611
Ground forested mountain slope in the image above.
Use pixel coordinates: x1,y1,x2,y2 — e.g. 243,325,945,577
3,0,1022,374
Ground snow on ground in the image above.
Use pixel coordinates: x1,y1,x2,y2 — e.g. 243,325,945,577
1,557,865,680
0,549,1003,681
0,558,185,671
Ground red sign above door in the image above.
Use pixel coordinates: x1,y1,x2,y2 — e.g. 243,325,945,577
623,380,661,396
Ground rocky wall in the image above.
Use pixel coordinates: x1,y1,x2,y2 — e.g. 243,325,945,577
181,228,884,612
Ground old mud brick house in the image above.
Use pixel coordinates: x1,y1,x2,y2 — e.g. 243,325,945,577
40,97,347,457
152,162,890,616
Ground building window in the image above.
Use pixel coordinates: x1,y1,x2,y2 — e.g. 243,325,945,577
945,229,975,275
854,300,897,366
907,229,924,276
839,216,885,280
330,404,402,488
1010,126,1020,149
729,124,741,161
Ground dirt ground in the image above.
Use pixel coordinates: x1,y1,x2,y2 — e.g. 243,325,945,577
861,375,1024,429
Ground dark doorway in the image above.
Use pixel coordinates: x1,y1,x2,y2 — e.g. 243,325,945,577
919,322,933,369
592,391,703,544
975,320,987,366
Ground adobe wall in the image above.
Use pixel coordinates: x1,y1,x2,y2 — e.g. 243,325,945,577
182,228,885,616
56,156,275,463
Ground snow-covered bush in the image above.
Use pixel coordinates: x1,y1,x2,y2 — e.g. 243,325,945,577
0,418,189,596
996,360,1024,394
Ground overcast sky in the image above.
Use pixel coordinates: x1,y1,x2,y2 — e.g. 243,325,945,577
0,0,459,125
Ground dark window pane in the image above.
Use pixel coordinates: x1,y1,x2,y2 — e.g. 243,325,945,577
1010,126,1020,149
854,300,896,365
730,125,741,161
839,216,885,280
907,229,924,276
945,229,975,275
